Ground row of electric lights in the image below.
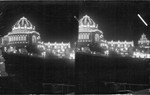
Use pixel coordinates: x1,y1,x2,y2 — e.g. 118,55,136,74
9,35,27,42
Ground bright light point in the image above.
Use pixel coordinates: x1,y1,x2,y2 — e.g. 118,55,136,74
69,52,75,60
0,62,3,64
138,14,148,26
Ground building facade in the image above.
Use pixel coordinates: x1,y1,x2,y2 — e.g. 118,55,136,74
77,15,134,56
78,15,104,49
107,40,134,56
2,17,41,53
138,33,150,49
44,42,71,58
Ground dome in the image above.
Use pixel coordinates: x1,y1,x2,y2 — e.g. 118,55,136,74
12,16,35,31
79,15,98,28
79,15,103,34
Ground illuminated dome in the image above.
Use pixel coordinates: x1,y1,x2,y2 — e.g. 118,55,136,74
79,15,98,29
12,16,35,31
79,15,102,33
8,16,39,35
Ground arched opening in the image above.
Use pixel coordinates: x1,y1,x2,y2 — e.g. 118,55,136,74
32,35,36,43
95,34,99,42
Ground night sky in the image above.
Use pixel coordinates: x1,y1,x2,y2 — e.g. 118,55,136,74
0,1,78,45
79,1,150,46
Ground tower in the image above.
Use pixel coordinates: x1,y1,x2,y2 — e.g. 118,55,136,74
138,33,150,49
77,15,104,52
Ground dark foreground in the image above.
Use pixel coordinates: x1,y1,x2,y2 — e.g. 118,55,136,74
76,52,150,94
1,52,150,94
0,52,74,94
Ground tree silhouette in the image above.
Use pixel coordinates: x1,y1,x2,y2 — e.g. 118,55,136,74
89,42,104,53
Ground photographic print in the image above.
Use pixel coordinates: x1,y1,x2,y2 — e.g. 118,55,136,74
0,0,150,94
0,1,78,94
76,1,150,94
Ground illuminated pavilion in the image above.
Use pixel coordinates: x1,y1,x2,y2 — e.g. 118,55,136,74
1,16,74,59
78,15,104,43
138,33,150,48
78,15,134,55
77,15,150,58
2,17,41,53
78,15,107,52
132,33,150,58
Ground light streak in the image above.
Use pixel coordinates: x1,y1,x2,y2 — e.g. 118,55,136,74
138,14,148,26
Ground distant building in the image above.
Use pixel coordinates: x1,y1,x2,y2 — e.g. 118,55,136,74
45,42,70,49
2,17,41,53
138,33,150,48
44,42,71,58
107,40,134,55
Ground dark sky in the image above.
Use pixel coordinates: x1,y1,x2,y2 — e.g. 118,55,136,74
79,1,150,46
0,1,78,45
